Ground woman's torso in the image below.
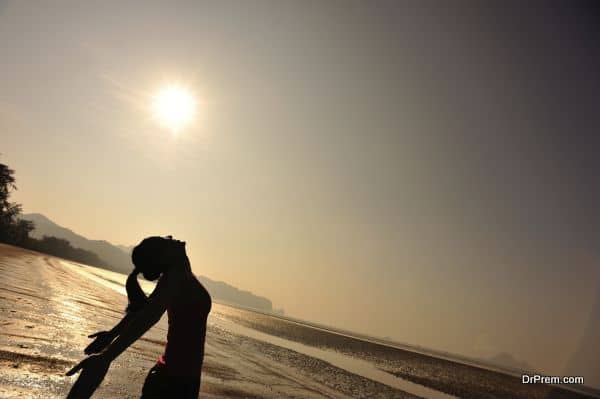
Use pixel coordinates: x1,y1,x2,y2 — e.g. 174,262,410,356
158,271,212,377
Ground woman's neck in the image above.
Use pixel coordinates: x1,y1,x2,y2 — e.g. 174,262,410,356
168,254,192,274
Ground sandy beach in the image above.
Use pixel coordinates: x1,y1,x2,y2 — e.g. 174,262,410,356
0,243,597,399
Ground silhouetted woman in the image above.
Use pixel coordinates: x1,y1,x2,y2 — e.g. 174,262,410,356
66,236,212,398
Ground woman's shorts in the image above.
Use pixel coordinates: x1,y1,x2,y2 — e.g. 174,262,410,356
140,363,201,399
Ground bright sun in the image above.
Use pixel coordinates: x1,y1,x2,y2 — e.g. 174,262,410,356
152,84,196,133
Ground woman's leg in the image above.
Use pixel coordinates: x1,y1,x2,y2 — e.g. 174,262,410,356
167,376,200,398
152,374,197,398
181,376,200,398
140,365,169,399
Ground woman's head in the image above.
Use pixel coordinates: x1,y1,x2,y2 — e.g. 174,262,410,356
131,235,186,281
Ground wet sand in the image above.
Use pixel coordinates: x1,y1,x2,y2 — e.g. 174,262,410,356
0,243,597,399
216,307,599,399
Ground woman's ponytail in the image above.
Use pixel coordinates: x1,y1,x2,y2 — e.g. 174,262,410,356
125,270,148,313
128,236,172,312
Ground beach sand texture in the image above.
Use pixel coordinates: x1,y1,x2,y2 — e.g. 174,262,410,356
0,243,597,399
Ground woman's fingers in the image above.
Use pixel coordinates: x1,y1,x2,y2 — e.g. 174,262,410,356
65,361,84,376
84,333,112,354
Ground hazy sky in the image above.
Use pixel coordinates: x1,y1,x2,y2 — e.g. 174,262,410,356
2,1,599,383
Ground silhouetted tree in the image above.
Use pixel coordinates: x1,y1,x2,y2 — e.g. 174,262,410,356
0,160,34,244
0,158,111,268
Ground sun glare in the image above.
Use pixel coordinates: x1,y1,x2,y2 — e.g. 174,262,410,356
152,84,196,133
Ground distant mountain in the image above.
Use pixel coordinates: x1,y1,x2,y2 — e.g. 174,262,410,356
21,213,133,274
116,244,134,254
197,277,274,313
487,352,533,373
19,213,278,313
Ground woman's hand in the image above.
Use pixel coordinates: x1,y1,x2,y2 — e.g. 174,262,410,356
84,331,114,355
65,353,111,399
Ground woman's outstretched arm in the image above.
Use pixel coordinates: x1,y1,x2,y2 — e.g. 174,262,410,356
65,272,179,399
101,271,178,361
84,311,138,354
85,272,149,354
